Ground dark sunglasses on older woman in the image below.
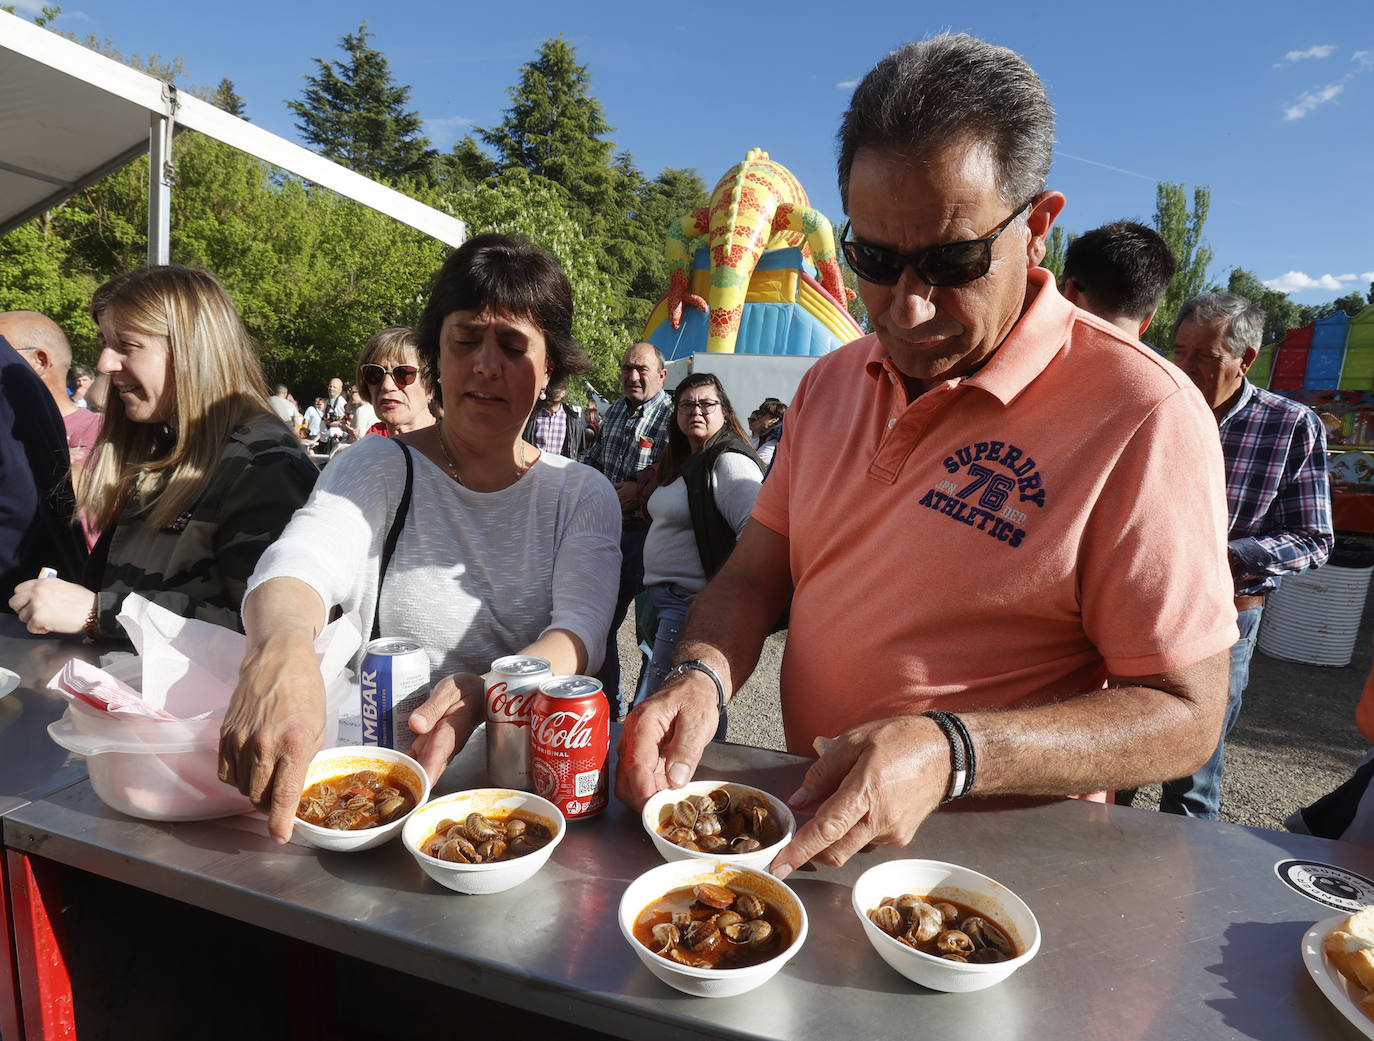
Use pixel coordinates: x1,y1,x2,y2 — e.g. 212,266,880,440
360,363,420,388
839,197,1034,288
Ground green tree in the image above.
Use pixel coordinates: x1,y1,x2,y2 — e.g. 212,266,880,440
287,22,433,182
210,78,247,119
1040,225,1081,284
1149,182,1215,349
478,36,618,209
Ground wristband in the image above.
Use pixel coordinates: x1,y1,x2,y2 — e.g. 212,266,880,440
667,659,728,714
922,710,975,802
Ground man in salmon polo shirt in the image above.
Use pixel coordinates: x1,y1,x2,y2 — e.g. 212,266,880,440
616,33,1239,879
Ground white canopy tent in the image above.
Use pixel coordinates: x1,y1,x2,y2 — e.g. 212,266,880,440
0,11,466,261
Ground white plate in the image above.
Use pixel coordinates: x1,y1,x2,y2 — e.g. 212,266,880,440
1302,915,1374,1039
0,668,18,700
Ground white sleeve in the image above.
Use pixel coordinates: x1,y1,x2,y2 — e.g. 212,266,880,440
246,437,402,629
712,453,765,538
542,466,622,673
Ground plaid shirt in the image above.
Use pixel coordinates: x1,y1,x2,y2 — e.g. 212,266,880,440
530,404,568,456
583,389,672,496
1221,380,1333,596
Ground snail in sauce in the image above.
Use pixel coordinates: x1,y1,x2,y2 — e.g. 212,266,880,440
868,894,1018,963
421,811,554,864
656,788,783,855
633,882,792,969
297,769,417,831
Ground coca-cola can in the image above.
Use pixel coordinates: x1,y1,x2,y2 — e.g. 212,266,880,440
529,675,610,820
360,637,430,754
484,655,553,789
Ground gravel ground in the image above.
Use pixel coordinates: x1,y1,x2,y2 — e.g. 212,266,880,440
612,579,1374,832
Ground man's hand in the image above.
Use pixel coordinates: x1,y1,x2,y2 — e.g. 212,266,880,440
769,714,949,880
9,578,95,635
218,629,326,843
612,480,639,512
408,672,485,783
615,672,721,808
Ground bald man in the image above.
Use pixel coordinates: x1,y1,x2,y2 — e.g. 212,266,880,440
0,311,103,467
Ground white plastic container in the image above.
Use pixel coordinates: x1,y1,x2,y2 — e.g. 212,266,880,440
48,656,352,822
1257,562,1374,667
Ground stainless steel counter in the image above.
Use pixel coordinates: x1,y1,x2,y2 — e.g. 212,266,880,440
5,728,1371,1040
0,616,98,816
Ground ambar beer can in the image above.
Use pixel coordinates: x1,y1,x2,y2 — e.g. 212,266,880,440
360,637,430,754
529,675,609,819
484,654,553,789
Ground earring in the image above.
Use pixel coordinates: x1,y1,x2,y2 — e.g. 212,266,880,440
539,387,547,400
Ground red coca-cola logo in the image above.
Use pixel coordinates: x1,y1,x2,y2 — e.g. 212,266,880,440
486,682,535,727
532,709,597,750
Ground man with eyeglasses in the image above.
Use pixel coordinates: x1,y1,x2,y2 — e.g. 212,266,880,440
584,342,674,712
618,33,1237,875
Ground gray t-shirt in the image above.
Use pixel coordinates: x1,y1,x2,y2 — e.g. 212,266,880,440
643,452,763,593
249,435,621,677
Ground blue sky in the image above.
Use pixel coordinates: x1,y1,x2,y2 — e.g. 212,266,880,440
17,0,1373,304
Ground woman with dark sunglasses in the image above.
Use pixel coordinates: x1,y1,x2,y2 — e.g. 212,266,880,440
354,326,435,438
219,234,622,842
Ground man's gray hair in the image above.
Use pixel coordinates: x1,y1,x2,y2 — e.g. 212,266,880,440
1176,293,1266,357
837,33,1054,211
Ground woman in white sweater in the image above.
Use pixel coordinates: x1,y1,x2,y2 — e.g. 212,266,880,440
637,373,763,712
219,234,621,842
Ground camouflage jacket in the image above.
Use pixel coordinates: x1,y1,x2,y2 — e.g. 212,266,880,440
90,412,318,641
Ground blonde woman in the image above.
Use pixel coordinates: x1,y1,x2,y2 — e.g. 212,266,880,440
355,326,435,437
8,266,317,642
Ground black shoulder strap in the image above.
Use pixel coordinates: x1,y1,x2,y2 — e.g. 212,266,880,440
371,439,414,641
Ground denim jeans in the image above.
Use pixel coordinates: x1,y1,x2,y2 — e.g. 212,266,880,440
636,582,727,741
1159,605,1264,819
596,525,647,713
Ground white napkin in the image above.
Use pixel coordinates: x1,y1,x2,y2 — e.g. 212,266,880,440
48,593,362,722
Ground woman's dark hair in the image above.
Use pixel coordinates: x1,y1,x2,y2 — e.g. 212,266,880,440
415,232,591,389
656,372,751,486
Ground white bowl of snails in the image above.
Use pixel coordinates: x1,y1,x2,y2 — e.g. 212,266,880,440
641,780,794,871
619,859,808,998
851,859,1041,992
402,788,565,894
292,745,430,853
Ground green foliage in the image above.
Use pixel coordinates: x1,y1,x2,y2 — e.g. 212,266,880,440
1149,183,1216,349
287,22,434,182
211,78,247,119
1040,225,1080,284
0,220,99,353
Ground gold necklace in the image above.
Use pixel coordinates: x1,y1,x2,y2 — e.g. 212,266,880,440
436,429,531,488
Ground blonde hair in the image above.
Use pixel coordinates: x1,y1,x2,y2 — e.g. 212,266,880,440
81,266,273,531
356,326,428,405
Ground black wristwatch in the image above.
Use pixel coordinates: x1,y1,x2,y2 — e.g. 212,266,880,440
667,659,728,714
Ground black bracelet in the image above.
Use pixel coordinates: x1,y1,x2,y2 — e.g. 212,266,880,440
943,712,977,798
921,711,967,803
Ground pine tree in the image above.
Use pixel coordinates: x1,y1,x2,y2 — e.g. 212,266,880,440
211,78,247,120
478,36,617,208
287,22,433,182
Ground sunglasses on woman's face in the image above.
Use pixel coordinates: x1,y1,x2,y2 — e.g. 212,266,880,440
839,197,1034,288
360,363,420,388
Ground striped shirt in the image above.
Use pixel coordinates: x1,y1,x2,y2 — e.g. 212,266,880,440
583,390,673,486
1221,380,1333,596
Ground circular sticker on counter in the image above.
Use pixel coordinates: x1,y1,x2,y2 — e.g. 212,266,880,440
1275,859,1374,912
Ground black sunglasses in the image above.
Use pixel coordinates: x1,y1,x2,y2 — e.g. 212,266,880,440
840,198,1034,288
360,363,420,388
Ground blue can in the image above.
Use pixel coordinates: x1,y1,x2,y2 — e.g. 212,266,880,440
360,637,430,753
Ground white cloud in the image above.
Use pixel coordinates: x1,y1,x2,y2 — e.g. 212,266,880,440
1276,44,1337,66
1284,83,1344,120
836,80,859,90
1263,270,1374,294
422,116,475,145
1355,50,1374,70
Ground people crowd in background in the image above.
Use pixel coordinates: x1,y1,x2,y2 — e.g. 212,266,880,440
0,33,1347,849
